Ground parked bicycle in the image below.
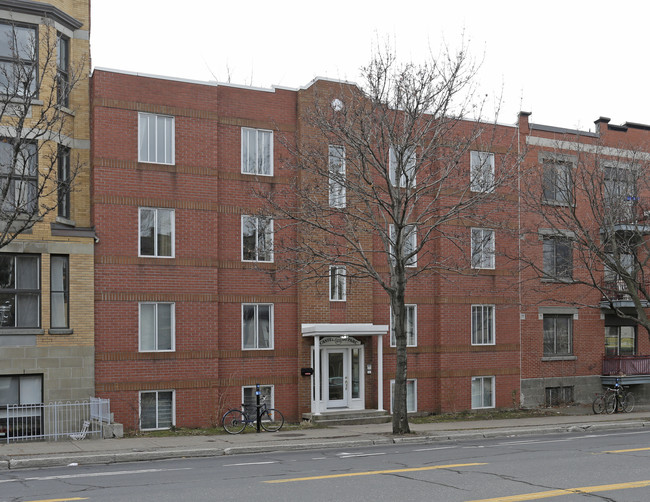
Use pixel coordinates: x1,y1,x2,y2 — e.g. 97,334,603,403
592,379,635,414
222,398,284,434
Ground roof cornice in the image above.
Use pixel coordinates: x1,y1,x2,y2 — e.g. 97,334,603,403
0,0,83,30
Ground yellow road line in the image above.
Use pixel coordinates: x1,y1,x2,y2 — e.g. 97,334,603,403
602,447,650,453
26,499,87,502
468,479,650,501
264,462,487,483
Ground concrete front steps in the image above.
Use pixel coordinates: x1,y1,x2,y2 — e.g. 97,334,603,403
302,409,391,426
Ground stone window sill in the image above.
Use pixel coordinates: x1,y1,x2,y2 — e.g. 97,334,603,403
542,355,577,361
49,328,73,335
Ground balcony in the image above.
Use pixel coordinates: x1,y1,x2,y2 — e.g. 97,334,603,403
602,355,650,384
599,279,650,309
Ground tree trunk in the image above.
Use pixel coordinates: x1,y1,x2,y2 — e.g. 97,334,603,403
391,283,410,434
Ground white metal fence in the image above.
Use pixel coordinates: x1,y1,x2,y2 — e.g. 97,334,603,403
1,398,110,443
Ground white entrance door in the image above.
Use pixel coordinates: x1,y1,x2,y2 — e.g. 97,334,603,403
314,338,365,412
325,349,349,408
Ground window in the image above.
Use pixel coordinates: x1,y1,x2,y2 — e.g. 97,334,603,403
471,228,495,269
0,374,42,437
390,379,417,413
471,376,494,409
139,208,174,257
604,165,637,221
139,303,174,351
50,255,68,329
471,305,494,345
389,146,416,187
389,224,417,267
604,251,635,293
140,390,174,430
542,159,572,204
242,385,273,418
543,314,572,356
0,139,37,214
56,34,69,107
0,374,41,405
329,265,346,301
390,304,417,347
57,146,70,219
242,215,273,262
545,386,573,406
0,254,39,328
242,303,273,349
138,113,174,165
605,325,636,356
329,145,345,208
0,21,37,97
242,128,273,175
470,151,495,192
543,236,572,280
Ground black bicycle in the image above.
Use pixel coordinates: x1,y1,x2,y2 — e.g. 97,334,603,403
593,379,635,414
222,399,284,434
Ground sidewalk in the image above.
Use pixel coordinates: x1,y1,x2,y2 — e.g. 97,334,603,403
1,407,649,470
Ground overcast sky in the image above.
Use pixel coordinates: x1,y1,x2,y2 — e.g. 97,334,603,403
90,0,648,131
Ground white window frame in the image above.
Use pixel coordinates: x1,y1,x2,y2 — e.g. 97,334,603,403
139,302,175,352
241,215,273,262
471,228,495,269
389,146,416,187
471,376,495,409
241,127,273,176
329,265,346,301
139,390,175,430
242,384,274,417
138,113,175,165
543,313,573,356
471,304,495,345
470,151,495,193
242,303,274,350
390,304,417,347
329,145,346,208
390,379,417,413
138,208,175,258
389,224,417,267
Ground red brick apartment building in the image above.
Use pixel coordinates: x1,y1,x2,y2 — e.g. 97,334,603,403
91,68,650,431
518,113,650,407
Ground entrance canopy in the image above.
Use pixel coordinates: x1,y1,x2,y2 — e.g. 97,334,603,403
301,323,388,337
302,323,388,415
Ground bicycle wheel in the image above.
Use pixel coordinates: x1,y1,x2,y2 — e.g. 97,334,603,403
592,395,606,414
222,409,246,434
621,392,635,413
604,393,617,414
259,409,284,432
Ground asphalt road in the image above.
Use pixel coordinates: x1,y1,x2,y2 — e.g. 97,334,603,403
3,426,650,501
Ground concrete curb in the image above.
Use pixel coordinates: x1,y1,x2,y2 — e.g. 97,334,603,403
7,448,227,469
2,419,649,470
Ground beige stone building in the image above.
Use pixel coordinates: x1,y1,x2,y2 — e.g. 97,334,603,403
0,0,93,435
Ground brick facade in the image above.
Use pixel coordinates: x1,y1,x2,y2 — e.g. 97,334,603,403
92,74,650,431
0,0,94,420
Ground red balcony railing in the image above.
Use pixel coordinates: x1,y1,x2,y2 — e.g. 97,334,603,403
603,355,650,376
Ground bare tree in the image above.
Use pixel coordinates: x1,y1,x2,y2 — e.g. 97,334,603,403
518,134,650,338
260,44,517,434
0,18,85,247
